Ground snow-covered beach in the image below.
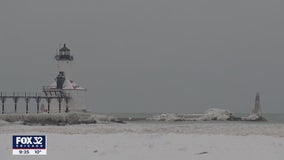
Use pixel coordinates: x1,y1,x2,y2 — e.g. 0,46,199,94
1,121,284,160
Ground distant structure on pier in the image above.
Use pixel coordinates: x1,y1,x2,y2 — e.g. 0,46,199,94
252,92,262,116
43,44,87,113
241,92,266,121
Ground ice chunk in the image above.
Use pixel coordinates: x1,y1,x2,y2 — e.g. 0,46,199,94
147,113,180,121
241,114,266,121
198,108,233,121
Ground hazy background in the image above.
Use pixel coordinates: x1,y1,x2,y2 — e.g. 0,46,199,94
0,0,283,113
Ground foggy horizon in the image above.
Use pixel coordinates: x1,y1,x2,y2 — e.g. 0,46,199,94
0,0,283,114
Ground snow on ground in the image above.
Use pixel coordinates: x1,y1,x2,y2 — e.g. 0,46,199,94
0,133,283,160
1,122,284,160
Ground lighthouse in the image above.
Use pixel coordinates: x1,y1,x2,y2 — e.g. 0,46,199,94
44,44,87,113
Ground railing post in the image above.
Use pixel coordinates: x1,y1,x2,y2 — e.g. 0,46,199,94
2,102,4,114
36,96,41,114
47,98,51,113
13,92,18,113
1,92,6,114
25,98,30,114
1,99,5,114
25,92,30,114
58,97,63,113
14,99,18,113
65,97,69,113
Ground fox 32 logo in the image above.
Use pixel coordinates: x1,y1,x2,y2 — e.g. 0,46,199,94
12,135,47,155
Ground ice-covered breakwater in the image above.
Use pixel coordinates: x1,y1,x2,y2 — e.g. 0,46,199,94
0,108,267,125
147,108,265,121
0,112,124,125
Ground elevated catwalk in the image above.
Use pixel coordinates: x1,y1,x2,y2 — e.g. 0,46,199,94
0,90,71,114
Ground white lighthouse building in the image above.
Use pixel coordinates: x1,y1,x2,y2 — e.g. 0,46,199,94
44,44,87,113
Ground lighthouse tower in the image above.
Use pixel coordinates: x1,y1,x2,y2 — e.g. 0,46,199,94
45,44,87,113
55,43,73,80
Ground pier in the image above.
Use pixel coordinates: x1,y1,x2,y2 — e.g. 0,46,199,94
0,89,71,114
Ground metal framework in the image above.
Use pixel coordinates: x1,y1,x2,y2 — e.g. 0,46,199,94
0,90,71,114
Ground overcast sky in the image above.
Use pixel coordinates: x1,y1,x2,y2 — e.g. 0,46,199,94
0,0,283,113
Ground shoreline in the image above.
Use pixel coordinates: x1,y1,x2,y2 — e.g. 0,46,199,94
1,121,284,137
